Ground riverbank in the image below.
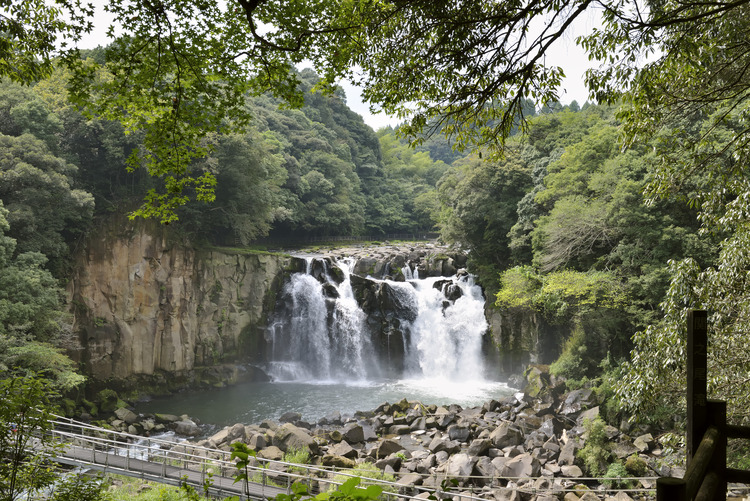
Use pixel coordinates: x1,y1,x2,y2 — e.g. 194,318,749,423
118,367,696,501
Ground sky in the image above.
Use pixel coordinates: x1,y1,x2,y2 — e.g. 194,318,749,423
77,2,599,131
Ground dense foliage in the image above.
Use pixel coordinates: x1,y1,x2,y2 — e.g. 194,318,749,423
3,0,750,443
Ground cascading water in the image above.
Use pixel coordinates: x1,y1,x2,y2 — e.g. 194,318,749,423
266,258,380,382
266,257,491,386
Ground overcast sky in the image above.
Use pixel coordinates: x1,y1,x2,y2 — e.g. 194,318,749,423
77,3,599,130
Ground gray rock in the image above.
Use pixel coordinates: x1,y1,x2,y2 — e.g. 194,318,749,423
427,436,461,454
447,424,471,442
633,433,654,452
247,432,267,451
257,445,284,460
490,422,524,448
474,456,495,479
396,472,423,489
560,465,583,477
279,412,302,423
115,407,138,424
272,423,318,454
227,423,246,443
559,389,597,416
375,438,405,458
612,442,638,459
329,441,358,459
467,438,492,456
343,422,366,443
174,419,201,437
498,453,540,478
577,406,600,425
321,454,357,468
154,413,180,424
445,453,476,481
558,440,578,466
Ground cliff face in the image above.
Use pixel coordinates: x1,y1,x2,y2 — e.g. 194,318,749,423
67,223,292,392
485,306,565,375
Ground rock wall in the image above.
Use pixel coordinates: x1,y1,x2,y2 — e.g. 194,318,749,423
486,307,565,375
67,221,293,392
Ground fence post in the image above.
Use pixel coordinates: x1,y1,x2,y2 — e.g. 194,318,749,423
706,400,727,501
687,309,708,466
657,477,686,501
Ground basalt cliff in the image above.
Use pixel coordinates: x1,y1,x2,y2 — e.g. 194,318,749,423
66,222,561,393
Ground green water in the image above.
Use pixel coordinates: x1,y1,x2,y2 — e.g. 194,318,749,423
136,378,515,434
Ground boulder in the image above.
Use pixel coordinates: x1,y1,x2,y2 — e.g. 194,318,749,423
174,419,201,437
272,423,318,454
396,472,423,488
490,422,524,448
559,389,597,416
343,422,366,443
560,465,584,477
467,438,492,456
227,423,246,443
321,455,357,468
445,453,476,482
447,424,471,442
247,432,267,451
427,436,461,454
498,453,541,478
375,439,405,458
257,446,284,461
328,441,358,459
114,407,138,425
634,433,654,453
558,440,578,466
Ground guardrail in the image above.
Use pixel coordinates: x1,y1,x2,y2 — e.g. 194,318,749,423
656,310,750,501
46,415,661,500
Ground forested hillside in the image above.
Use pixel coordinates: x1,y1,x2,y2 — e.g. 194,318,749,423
0,56,746,446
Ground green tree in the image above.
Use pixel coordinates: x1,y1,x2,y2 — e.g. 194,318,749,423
0,202,83,390
0,133,94,275
437,148,532,292
0,375,64,501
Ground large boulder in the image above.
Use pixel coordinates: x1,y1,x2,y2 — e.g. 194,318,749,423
445,453,476,482
559,389,597,416
272,423,318,454
490,422,524,448
174,419,201,437
497,453,541,478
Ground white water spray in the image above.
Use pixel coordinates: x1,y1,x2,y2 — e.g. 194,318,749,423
266,257,490,384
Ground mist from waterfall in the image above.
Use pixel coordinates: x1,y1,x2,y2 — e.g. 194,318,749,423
265,258,491,387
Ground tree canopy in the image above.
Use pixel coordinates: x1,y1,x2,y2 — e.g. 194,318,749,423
3,0,746,221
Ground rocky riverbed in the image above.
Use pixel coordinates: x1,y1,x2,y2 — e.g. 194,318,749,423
110,367,698,501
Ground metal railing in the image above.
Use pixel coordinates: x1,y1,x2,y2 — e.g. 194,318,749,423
46,415,662,500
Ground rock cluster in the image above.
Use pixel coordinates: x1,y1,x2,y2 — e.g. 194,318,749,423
161,375,683,501
311,241,468,281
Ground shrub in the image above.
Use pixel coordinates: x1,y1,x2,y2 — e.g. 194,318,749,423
624,455,648,476
603,461,633,489
577,417,612,476
332,463,396,501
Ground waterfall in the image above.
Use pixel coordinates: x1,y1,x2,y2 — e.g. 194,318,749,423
265,257,490,384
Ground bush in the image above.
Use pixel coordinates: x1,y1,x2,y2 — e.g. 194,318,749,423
284,448,311,474
577,417,612,476
51,473,109,501
603,461,633,489
332,463,396,501
624,455,648,476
